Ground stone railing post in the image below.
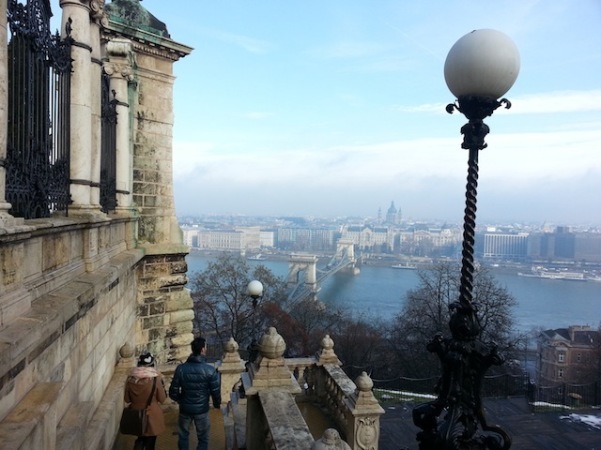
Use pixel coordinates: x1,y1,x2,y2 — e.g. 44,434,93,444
218,337,245,404
243,327,304,449
344,372,385,450
318,334,341,366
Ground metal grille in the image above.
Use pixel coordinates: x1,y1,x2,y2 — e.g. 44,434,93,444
6,0,72,219
100,71,118,213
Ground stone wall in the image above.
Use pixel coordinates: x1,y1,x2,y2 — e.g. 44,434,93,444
0,1,196,448
0,217,141,449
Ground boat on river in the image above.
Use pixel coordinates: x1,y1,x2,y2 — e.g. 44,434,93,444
391,263,418,270
517,267,587,281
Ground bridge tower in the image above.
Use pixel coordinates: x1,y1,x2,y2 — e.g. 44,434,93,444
287,254,318,301
336,238,358,274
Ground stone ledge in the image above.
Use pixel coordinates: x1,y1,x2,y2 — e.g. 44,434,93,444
56,401,95,450
0,382,61,450
84,365,130,450
0,249,144,403
258,390,313,450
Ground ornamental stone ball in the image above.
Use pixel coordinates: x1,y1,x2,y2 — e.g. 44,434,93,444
258,327,286,359
224,337,239,354
444,29,520,99
119,342,134,359
355,371,374,392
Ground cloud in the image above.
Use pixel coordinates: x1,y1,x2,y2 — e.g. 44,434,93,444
509,90,601,114
174,126,601,185
393,103,447,114
172,123,601,223
198,27,273,54
394,90,601,116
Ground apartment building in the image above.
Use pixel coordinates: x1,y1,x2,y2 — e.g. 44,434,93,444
538,325,600,385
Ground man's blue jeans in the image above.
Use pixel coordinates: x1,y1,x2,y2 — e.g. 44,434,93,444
177,412,210,450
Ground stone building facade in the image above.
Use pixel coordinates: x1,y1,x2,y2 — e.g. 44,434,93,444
0,1,194,448
538,325,601,384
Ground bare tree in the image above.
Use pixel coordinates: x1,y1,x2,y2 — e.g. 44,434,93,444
189,252,287,351
387,262,519,378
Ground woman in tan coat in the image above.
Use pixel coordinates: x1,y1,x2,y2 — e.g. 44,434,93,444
124,353,167,450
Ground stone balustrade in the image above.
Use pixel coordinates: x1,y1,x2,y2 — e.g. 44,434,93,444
222,329,384,450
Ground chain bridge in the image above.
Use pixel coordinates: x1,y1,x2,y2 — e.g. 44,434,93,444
286,239,358,303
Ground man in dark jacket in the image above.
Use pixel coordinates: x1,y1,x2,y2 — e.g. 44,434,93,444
169,337,221,450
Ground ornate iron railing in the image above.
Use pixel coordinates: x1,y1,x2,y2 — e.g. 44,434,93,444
6,0,72,219
100,71,117,213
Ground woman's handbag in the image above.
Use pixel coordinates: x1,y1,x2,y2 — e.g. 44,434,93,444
119,377,157,436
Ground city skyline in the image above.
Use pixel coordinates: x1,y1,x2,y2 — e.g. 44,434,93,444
57,1,601,225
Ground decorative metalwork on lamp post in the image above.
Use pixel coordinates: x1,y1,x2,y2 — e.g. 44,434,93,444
412,29,520,450
247,279,263,363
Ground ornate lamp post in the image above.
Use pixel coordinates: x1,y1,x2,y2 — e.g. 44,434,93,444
247,279,263,362
412,29,520,450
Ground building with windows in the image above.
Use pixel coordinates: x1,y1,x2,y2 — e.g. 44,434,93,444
341,225,394,253
477,231,528,260
538,325,600,385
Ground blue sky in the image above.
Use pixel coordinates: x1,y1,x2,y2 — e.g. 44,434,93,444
57,1,601,225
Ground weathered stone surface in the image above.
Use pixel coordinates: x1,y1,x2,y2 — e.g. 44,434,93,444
258,390,313,450
169,309,194,324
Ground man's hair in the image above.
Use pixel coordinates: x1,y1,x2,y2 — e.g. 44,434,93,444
191,337,206,355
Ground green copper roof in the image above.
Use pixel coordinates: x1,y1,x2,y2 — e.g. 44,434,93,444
105,0,170,38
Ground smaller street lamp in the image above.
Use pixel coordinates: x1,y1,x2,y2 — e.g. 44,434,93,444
412,29,519,450
247,280,263,363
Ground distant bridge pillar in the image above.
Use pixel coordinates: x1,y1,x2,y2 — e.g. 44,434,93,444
336,239,358,274
337,239,355,261
288,254,318,295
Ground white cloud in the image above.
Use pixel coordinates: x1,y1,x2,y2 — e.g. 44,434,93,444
509,90,601,114
199,27,273,54
395,90,601,116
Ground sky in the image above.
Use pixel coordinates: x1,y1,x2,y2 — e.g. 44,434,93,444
58,1,601,225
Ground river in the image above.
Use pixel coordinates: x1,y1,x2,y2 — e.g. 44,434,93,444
186,253,601,332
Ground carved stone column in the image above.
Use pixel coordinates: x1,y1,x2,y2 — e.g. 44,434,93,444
59,0,97,214
104,38,134,212
89,0,108,208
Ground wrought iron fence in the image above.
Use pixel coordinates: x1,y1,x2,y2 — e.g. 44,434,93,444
372,373,530,404
100,71,117,213
531,380,601,412
6,0,72,219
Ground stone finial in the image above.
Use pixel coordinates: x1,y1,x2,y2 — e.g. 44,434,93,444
351,372,383,411
222,337,242,364
258,327,286,359
318,334,341,365
119,342,134,358
311,428,351,450
355,371,374,392
225,337,239,353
